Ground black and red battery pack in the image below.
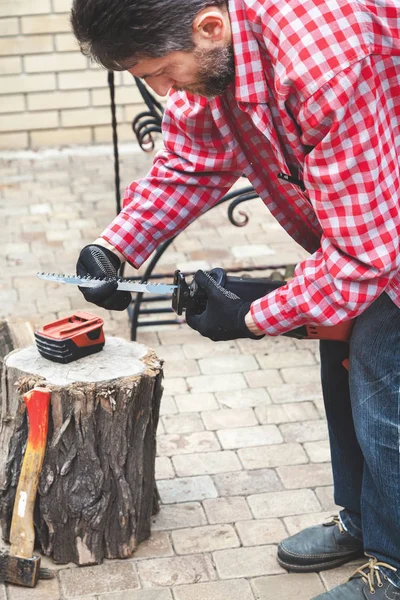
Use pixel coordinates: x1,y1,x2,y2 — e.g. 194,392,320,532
34,311,105,364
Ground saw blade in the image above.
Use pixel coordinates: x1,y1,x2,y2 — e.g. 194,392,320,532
36,272,177,295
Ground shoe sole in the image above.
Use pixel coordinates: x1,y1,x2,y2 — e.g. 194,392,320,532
277,552,364,573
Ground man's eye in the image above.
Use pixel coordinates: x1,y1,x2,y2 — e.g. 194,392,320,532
143,71,163,81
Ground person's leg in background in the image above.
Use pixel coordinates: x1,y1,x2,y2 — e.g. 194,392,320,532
320,338,364,541
276,336,365,572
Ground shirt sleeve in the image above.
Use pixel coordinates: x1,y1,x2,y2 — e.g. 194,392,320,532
101,91,242,267
251,55,400,335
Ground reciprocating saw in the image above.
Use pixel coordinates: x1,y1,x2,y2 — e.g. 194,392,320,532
38,267,354,343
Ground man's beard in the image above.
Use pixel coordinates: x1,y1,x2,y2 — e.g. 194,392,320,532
174,44,235,99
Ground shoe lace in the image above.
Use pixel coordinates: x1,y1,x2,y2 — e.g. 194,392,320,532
325,515,344,534
349,556,397,594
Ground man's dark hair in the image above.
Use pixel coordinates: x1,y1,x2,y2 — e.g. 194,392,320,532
71,0,227,70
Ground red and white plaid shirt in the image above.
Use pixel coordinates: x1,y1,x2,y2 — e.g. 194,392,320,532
102,0,400,335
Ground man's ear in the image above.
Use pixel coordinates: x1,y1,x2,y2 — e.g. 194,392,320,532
192,6,230,47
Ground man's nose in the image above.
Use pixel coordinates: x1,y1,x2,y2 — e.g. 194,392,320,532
146,76,174,97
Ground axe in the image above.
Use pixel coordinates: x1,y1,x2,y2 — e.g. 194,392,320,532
0,387,54,587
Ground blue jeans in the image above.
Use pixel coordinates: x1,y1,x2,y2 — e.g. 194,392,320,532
320,292,400,586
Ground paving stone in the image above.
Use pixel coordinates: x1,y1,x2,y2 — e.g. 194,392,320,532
213,469,282,497
152,345,185,361
163,359,199,378
304,440,332,463
248,489,321,518
277,463,333,489
162,378,188,395
238,443,308,469
231,244,274,258
100,589,173,600
315,485,342,511
216,388,272,409
255,349,316,370
201,408,257,430
319,559,367,591
236,518,287,546
213,545,284,579
136,331,160,347
158,327,206,345
172,450,242,476
171,524,240,554
151,502,207,531
283,511,333,535
268,382,323,404
217,425,283,449
50,596,91,600
159,396,179,416
187,373,247,393
203,496,252,524
30,202,52,215
183,340,239,359
157,432,220,456
155,456,175,480
136,554,216,587
281,365,321,384
237,336,296,355
198,355,258,375
174,393,218,413
279,420,328,443
294,337,320,352
255,401,320,424
157,476,218,504
251,572,325,599
133,532,174,560
173,578,255,600
162,413,204,434
6,578,60,599
244,369,283,388
59,561,139,597
314,396,327,419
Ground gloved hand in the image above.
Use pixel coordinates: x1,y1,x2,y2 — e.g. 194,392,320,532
76,244,131,311
186,270,265,341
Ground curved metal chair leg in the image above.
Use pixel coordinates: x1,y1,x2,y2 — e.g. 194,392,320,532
130,236,176,340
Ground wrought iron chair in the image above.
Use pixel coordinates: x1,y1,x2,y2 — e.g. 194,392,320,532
107,72,290,340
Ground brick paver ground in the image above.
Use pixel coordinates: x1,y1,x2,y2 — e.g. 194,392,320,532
0,143,365,599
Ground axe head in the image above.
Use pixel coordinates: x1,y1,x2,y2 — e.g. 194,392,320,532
0,552,41,587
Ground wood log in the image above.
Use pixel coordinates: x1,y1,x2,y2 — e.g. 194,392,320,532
0,336,163,566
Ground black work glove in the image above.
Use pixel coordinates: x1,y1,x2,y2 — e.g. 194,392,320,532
76,244,131,311
186,270,265,341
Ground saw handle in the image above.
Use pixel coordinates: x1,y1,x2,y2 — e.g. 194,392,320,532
10,387,51,559
175,268,354,343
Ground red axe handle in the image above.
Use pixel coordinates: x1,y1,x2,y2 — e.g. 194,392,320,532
10,387,51,560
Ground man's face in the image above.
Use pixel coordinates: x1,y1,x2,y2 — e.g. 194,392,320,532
127,43,235,99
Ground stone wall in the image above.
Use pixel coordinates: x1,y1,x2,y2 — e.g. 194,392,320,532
0,0,156,150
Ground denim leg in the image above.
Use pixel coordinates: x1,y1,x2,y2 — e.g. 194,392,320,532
319,339,364,540
349,292,400,583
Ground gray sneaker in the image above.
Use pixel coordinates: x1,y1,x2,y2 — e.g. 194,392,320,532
311,556,400,598
277,516,364,572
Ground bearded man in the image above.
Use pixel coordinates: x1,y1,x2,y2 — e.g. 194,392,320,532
70,1,400,597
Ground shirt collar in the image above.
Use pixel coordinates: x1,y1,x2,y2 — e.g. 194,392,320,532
229,0,269,104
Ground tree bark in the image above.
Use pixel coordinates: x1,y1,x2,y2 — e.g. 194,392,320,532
0,337,163,565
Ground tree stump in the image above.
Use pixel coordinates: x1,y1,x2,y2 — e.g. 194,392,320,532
0,319,35,382
0,336,163,566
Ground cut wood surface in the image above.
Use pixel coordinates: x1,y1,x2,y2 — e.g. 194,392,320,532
0,336,163,565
